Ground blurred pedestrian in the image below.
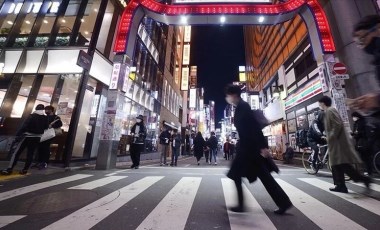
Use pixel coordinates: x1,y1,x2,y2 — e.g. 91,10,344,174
35,106,62,170
228,140,236,160
283,143,294,164
350,15,380,112
208,131,219,165
307,110,326,168
225,84,292,214
319,96,372,193
1,104,48,175
204,138,210,164
351,112,372,175
171,129,181,167
223,139,230,160
130,115,147,169
193,132,205,166
159,126,171,166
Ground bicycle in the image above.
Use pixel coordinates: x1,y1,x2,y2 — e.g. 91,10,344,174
302,144,330,174
372,150,380,174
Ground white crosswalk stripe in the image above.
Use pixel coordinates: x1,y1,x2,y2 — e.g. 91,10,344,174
276,178,366,230
42,176,164,230
1,174,380,229
136,177,202,230
221,178,276,230
0,174,92,202
0,216,26,228
299,178,380,216
68,176,127,190
349,181,380,193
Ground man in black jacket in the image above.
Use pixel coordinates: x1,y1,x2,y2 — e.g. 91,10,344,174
159,125,171,166
36,105,63,170
130,115,147,169
307,111,326,168
1,104,48,175
225,84,292,214
208,131,219,165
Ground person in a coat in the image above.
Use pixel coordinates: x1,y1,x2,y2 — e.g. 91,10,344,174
171,129,181,166
1,104,48,175
351,112,372,175
319,96,371,193
36,105,63,170
193,132,205,165
130,115,147,169
225,84,292,214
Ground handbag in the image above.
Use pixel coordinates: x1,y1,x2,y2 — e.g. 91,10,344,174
50,118,63,136
40,128,56,142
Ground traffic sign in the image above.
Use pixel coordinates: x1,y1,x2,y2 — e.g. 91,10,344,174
333,62,347,75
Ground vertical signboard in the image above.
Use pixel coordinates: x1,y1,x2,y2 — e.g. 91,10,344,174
183,44,190,65
190,66,197,88
110,63,121,89
189,88,196,108
181,67,189,91
184,26,191,42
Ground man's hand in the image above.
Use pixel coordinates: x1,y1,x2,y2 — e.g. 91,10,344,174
260,148,271,158
347,93,379,112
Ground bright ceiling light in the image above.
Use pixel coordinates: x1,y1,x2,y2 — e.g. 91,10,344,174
220,16,226,23
258,16,265,23
43,19,48,24
84,31,89,35
25,20,31,24
7,21,13,25
81,18,85,22
180,16,188,24
61,19,66,23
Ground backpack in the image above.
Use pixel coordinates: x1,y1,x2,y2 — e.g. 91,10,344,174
296,129,309,148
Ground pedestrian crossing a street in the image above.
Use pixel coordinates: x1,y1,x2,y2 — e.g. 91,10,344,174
0,171,380,230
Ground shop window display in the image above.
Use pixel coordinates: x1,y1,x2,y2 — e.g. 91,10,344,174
34,75,58,107
11,75,35,118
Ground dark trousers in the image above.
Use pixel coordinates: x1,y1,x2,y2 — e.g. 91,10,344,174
130,143,143,167
8,136,40,171
308,140,319,162
171,147,179,165
204,151,210,162
38,139,52,164
234,165,291,209
331,164,368,187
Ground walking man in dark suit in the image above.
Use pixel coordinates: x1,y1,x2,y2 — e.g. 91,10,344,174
225,84,292,214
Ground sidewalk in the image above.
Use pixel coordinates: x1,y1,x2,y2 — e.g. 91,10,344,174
0,154,194,182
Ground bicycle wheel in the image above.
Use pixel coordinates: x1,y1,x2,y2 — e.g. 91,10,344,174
302,150,318,174
373,151,380,174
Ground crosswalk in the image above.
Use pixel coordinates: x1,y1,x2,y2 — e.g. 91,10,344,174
0,173,380,229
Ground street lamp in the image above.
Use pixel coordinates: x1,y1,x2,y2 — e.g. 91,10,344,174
272,85,284,99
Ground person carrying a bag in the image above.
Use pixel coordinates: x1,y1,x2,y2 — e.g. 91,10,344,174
1,104,48,175
35,106,63,170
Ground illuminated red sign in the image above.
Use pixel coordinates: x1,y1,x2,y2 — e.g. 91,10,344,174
114,0,335,54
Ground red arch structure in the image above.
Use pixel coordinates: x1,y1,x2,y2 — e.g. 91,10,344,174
113,0,335,56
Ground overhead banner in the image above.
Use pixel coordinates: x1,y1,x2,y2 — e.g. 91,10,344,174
189,88,197,109
183,44,190,65
181,67,189,91
184,26,191,43
190,66,197,88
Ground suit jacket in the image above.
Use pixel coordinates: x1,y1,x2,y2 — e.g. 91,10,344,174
324,107,361,166
227,99,272,183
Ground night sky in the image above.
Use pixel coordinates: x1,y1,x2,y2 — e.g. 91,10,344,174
190,25,246,126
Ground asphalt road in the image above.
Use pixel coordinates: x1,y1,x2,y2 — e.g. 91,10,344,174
0,156,380,230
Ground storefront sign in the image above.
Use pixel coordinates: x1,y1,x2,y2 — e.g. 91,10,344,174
333,92,349,123
183,44,190,65
181,67,189,91
285,78,322,110
189,88,197,108
8,1,60,14
327,62,349,80
184,26,191,43
110,63,121,89
122,65,131,93
174,0,271,3
318,63,329,93
190,66,197,88
77,50,92,71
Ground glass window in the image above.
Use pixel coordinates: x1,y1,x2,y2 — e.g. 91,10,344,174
96,0,114,52
0,89,6,107
33,0,62,47
34,75,59,107
56,74,80,131
55,0,80,46
0,1,19,47
76,0,100,46
11,75,35,118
